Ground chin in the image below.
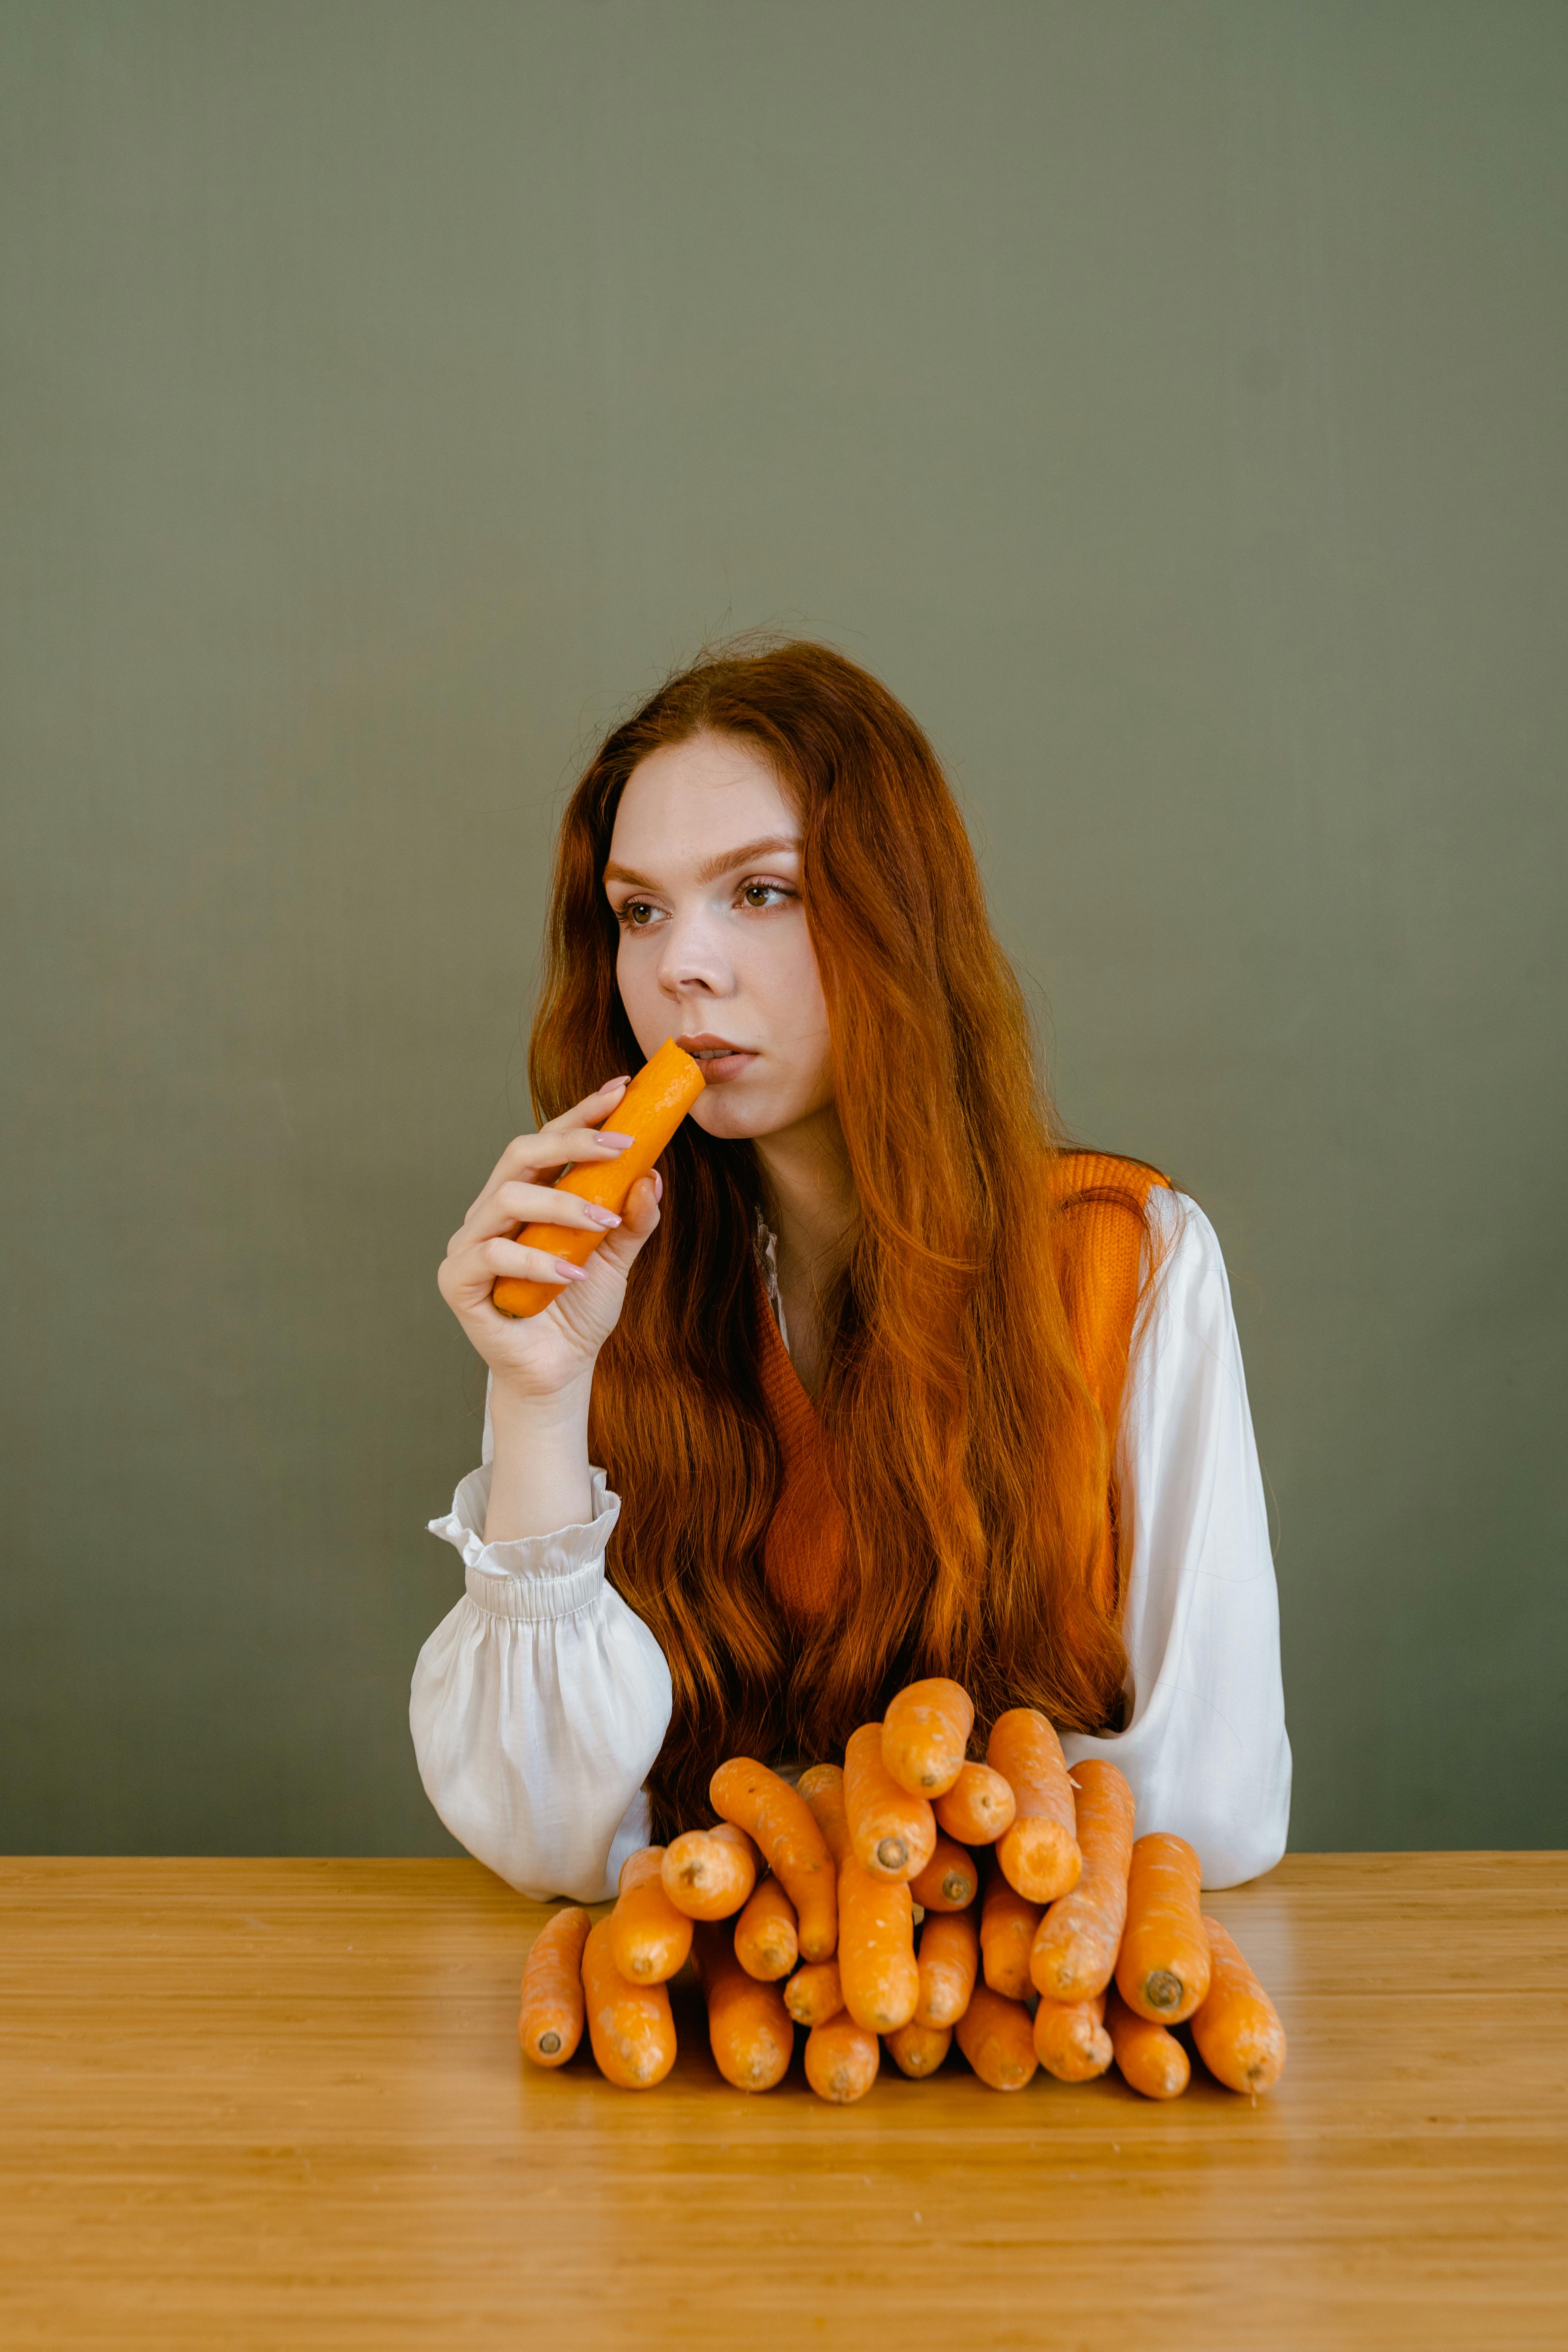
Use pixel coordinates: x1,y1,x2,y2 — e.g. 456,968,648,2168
691,1089,782,1143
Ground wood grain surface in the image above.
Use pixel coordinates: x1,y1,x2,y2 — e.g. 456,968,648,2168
2,1853,1564,2350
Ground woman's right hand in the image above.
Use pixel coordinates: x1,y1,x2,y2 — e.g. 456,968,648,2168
437,1076,664,1404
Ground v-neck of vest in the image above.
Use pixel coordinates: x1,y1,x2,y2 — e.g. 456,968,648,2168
753,1264,822,1440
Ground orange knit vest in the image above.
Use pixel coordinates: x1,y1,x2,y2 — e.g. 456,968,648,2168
755,1151,1170,1624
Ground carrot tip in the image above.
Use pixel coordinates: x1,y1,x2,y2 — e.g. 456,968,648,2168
875,1836,908,1872
537,2032,561,2055
1144,1970,1184,2012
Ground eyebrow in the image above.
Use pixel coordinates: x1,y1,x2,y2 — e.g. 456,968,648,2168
602,834,803,891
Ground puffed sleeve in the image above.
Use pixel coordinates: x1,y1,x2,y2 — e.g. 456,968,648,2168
409,1379,673,1901
1060,1188,1292,1888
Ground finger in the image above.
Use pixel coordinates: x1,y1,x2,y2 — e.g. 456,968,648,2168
460,1180,624,1246
498,1122,635,1184
536,1076,633,1138
581,1170,662,1280
444,1236,591,1300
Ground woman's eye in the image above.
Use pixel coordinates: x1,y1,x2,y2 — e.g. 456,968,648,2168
741,880,791,909
620,900,660,928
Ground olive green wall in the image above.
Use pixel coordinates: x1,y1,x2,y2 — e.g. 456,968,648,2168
3,1,1563,1857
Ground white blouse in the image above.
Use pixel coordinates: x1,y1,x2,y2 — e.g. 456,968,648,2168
410,1188,1291,1900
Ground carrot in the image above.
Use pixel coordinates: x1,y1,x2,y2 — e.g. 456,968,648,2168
955,1984,1039,2091
836,1855,919,2032
988,1708,1082,1903
1029,1758,1135,2000
1106,1984,1190,2099
581,1915,677,2089
492,1038,706,1316
885,2019,952,2078
804,2015,880,2104
932,1761,1017,1846
784,1959,844,2028
980,1865,1044,2001
1033,1989,1113,2082
1192,1916,1287,2094
609,1847,695,1984
693,1921,794,2092
843,1723,937,1884
733,1875,799,1982
797,1762,851,1865
660,1822,759,1921
908,1834,978,1913
880,1677,975,1797
710,1758,837,1960
517,1905,591,2066
1115,1833,1211,2024
914,1909,979,2029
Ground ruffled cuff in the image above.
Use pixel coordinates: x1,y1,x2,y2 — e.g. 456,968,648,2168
426,1463,622,1623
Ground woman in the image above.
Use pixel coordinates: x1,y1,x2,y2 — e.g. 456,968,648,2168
412,641,1289,1901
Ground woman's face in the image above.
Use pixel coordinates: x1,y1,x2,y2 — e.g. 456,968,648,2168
604,732,834,1142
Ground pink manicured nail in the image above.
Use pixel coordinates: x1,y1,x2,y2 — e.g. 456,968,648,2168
552,1258,588,1281
598,1131,634,1149
583,1205,621,1228
653,1170,664,1203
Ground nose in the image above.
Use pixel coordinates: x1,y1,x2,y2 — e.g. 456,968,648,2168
653,902,735,1004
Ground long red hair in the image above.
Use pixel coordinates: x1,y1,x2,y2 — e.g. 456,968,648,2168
530,639,1143,1838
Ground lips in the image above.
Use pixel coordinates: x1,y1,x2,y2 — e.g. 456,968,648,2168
679,1034,751,1062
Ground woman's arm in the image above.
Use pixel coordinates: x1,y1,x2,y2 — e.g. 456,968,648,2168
1060,1188,1292,1889
409,1379,673,1900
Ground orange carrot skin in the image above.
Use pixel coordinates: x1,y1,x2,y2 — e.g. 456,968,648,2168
843,1723,937,1884
915,1909,980,2029
1106,1984,1190,2099
1192,1916,1287,2094
518,1905,590,2067
980,1869,1044,2001
956,1984,1039,2091
492,1039,705,1316
838,1857,920,2033
710,1758,838,1960
804,2015,880,2104
610,1860,695,1985
797,1763,851,1865
733,1876,800,1982
933,1761,1017,1846
909,1834,978,1913
581,1917,677,2089
885,2019,952,2078
660,1822,759,1921
880,1677,975,1797
1029,1759,1135,2000
1033,1989,1113,2082
988,1708,1082,1904
784,1959,845,2028
1115,1833,1211,2024
694,1921,794,2091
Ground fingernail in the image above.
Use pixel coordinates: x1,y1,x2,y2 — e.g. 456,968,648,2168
653,1171,664,1203
552,1259,588,1281
599,1131,634,1148
603,1075,630,1087
584,1205,621,1228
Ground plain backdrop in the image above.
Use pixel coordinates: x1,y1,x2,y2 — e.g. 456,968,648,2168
2,0,1564,1858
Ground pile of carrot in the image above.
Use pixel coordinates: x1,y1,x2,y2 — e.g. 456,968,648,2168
518,1679,1287,2106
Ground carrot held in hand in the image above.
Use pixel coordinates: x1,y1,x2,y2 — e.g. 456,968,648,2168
1033,1989,1112,2082
518,1905,591,2067
581,1916,677,2089
660,1822,759,1921
1029,1758,1135,2000
980,1866,1043,2002
694,1920,794,2091
1115,1833,1211,2024
805,2014,880,2104
1192,1916,1287,2094
491,1038,706,1317
710,1758,837,1960
914,1909,979,2030
784,1959,844,2028
733,1875,799,1981
933,1761,1017,1846
1106,1985,1189,2099
909,1834,978,1913
881,1677,975,1796
844,1723,937,1884
956,1984,1039,2091
610,1847,694,1984
988,1708,1081,1903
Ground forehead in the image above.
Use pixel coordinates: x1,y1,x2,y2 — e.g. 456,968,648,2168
609,733,794,860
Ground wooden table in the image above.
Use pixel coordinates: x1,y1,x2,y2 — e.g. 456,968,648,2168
2,1855,1564,2349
